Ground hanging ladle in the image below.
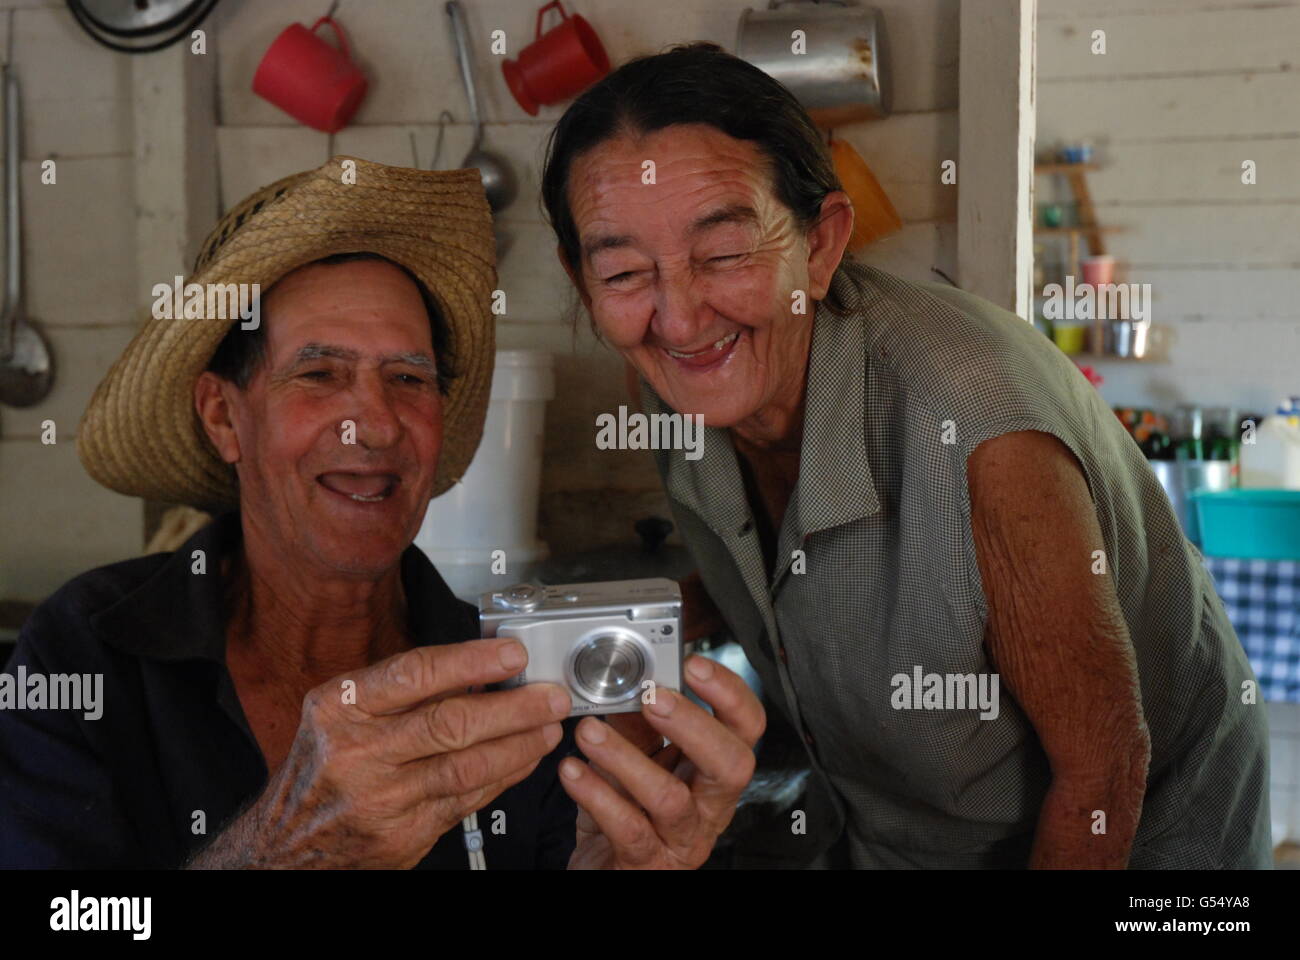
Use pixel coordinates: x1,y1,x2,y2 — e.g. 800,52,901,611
446,1,516,213
0,65,54,409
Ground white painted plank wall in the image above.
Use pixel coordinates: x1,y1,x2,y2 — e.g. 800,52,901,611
1037,0,1300,411
0,1,144,602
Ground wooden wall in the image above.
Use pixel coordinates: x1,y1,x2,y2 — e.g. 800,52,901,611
1037,0,1300,414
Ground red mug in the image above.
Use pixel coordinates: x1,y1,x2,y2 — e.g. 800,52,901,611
503,1,610,116
252,17,367,133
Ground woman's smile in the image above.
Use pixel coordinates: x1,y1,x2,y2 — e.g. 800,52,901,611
661,328,744,371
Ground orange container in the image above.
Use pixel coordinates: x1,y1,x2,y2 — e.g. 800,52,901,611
830,135,902,250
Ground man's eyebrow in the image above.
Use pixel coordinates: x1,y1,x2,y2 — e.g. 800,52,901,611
581,204,760,265
285,343,434,368
380,352,435,368
290,343,359,365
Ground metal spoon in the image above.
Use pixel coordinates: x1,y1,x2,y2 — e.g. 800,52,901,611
0,65,54,409
446,1,516,213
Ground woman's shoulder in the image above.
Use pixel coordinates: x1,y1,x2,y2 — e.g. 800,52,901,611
833,259,1099,448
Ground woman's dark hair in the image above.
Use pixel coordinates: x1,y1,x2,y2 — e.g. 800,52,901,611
206,251,457,395
540,42,846,311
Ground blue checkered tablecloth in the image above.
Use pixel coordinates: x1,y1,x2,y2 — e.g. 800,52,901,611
1202,557,1300,702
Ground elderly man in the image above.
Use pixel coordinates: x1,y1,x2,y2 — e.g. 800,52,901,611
0,158,763,869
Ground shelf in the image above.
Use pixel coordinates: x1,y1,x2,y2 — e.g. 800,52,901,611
1070,351,1152,362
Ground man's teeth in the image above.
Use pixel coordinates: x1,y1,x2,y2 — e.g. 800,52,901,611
666,331,739,360
348,490,388,502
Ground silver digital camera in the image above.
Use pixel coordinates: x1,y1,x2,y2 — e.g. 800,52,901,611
478,579,682,717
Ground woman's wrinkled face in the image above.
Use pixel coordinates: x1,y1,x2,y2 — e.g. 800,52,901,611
565,124,818,430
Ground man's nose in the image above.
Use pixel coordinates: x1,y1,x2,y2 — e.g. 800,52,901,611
344,372,402,450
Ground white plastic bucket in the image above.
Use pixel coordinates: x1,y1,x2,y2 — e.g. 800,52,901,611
415,350,555,600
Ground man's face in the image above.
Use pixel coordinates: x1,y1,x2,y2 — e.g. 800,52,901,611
566,123,816,428
219,258,443,578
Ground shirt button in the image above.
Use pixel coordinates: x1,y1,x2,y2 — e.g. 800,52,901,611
804,731,816,747
739,519,754,535
778,647,788,664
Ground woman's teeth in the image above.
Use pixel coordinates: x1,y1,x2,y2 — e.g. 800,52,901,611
665,331,739,360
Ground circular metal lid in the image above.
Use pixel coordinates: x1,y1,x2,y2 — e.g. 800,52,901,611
78,0,200,36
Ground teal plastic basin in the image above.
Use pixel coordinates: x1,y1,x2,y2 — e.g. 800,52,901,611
1190,489,1300,560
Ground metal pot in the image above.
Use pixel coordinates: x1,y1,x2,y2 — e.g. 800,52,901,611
1150,458,1233,546
1110,318,1151,359
737,0,890,126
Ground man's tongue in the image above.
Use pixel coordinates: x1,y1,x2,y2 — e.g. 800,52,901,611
320,473,393,498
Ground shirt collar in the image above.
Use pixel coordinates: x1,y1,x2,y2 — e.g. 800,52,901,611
793,264,881,537
643,261,881,541
94,511,474,663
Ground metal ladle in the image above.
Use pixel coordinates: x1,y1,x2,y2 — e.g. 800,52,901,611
0,66,53,409
446,1,516,213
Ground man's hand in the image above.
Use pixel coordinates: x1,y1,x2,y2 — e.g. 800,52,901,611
561,655,764,869
188,638,571,869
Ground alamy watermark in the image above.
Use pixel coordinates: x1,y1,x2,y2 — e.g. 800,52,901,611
50,890,150,940
151,276,261,330
1041,275,1152,324
0,667,103,720
890,665,1000,720
595,405,705,461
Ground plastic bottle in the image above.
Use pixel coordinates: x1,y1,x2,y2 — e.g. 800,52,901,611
1239,397,1300,489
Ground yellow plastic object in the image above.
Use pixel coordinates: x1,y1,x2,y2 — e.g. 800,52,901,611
830,135,903,250
1053,324,1087,355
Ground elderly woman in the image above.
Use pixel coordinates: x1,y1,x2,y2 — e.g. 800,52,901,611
542,43,1270,869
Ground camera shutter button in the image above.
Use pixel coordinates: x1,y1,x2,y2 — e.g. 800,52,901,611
503,584,541,611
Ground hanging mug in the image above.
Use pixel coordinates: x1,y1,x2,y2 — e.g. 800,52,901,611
252,17,368,133
502,1,610,115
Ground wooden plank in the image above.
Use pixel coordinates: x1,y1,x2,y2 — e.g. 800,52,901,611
1038,72,1300,142
1115,266,1300,321
867,0,961,112
1037,6,1300,77
1100,203,1300,265
856,220,957,287
1039,0,1300,19
832,110,959,222
958,0,1036,319
132,44,219,550
1066,139,1300,203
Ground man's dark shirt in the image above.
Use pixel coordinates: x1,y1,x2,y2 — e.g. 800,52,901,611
0,511,579,869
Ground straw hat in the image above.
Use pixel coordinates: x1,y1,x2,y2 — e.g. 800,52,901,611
77,156,497,511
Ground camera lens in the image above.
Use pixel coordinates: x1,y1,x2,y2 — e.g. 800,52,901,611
572,633,646,704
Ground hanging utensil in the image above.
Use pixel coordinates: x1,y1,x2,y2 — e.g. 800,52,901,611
737,0,890,126
829,133,901,250
446,1,517,212
66,0,222,55
0,66,54,409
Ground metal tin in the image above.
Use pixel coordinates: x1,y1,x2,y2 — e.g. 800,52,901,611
737,1,890,125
